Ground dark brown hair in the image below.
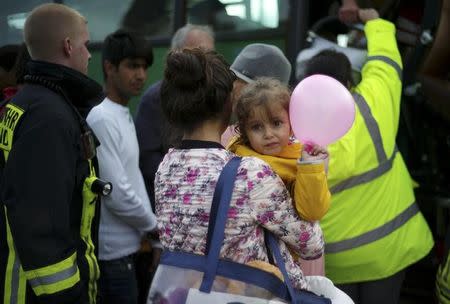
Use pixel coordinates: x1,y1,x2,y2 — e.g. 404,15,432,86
303,49,353,87
102,29,153,80
235,77,291,143
161,48,235,131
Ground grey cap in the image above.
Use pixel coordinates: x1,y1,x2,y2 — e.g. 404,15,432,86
230,43,292,85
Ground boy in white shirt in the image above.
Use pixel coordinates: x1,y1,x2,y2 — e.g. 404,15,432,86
87,29,157,304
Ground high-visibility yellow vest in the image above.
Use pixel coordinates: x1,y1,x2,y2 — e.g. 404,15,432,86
321,19,434,283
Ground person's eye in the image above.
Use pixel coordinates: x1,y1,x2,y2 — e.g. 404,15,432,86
250,124,262,131
274,120,283,127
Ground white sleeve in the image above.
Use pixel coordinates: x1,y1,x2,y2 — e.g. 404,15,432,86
87,112,157,232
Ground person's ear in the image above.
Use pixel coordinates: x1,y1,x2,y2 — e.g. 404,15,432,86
63,37,72,57
103,60,115,78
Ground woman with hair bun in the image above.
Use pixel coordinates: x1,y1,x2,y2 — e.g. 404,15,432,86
152,47,324,296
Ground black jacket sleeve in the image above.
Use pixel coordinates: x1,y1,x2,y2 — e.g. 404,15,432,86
135,82,165,211
3,107,84,303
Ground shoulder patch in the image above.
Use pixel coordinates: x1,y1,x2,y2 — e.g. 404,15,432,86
0,104,25,159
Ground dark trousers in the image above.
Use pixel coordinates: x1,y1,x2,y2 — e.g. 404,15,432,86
336,270,406,304
135,251,154,304
98,254,138,304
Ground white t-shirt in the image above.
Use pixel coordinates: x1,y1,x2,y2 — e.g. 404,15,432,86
87,97,157,260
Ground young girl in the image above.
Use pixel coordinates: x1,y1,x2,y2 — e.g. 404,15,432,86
228,77,330,277
229,77,330,223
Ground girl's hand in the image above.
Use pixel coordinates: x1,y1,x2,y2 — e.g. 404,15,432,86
302,143,329,161
301,142,329,173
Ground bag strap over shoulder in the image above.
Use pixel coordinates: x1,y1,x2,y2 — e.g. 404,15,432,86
200,156,241,292
159,155,292,300
204,156,241,251
160,157,331,304
185,155,331,303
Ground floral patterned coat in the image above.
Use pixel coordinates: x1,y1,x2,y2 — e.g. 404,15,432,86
154,141,324,290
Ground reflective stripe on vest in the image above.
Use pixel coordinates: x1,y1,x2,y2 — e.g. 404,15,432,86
326,203,419,253
1,104,26,304
330,147,397,194
366,56,402,80
330,55,402,194
330,92,394,194
24,252,80,296
81,160,100,304
326,56,420,253
3,207,26,304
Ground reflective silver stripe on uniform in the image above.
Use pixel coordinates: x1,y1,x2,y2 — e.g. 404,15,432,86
331,147,397,194
325,56,411,253
366,55,402,80
329,58,403,193
27,264,78,288
325,203,420,253
353,93,387,163
4,208,25,304
331,93,397,194
10,254,21,304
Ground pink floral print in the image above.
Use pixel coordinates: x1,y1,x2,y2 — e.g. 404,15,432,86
154,148,324,290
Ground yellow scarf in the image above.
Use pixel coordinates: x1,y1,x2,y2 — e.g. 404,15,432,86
228,137,302,184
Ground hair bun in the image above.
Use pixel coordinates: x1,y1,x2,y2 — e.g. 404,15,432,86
164,49,205,89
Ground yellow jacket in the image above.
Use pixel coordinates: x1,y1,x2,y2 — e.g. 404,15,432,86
228,138,330,221
322,19,433,283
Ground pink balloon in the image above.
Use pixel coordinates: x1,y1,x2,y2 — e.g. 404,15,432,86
289,74,355,146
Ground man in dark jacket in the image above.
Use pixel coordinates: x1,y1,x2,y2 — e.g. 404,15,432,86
0,4,104,304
